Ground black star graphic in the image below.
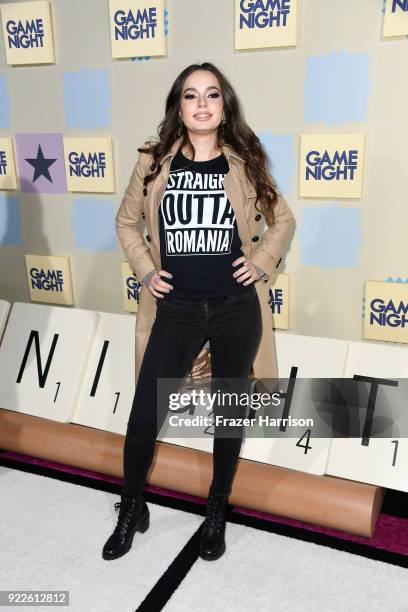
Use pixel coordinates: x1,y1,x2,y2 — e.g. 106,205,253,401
25,144,58,183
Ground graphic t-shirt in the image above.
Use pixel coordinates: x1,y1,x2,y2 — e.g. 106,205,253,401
158,146,251,298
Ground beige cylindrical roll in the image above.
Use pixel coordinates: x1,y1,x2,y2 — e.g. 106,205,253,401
0,408,384,537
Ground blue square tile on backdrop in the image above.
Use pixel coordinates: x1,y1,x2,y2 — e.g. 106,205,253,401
72,197,116,251
0,75,11,128
63,69,111,128
0,194,21,245
299,204,362,269
304,50,372,125
257,131,296,196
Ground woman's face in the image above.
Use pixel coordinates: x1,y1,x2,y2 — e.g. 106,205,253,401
179,70,224,136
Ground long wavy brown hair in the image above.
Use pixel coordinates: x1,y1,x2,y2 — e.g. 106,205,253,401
138,62,280,226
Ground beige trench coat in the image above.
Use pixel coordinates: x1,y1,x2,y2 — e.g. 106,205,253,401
115,135,296,386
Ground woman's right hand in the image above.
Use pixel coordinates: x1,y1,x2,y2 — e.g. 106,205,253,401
146,269,174,298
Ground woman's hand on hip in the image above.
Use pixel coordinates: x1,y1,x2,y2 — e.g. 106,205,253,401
147,269,174,298
232,257,263,285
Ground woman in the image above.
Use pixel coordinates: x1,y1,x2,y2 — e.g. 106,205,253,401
103,62,296,562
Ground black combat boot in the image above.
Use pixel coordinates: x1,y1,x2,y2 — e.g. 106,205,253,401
199,485,229,561
102,495,150,560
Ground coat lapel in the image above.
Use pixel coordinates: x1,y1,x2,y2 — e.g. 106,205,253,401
221,149,252,251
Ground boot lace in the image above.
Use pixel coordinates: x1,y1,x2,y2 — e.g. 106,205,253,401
114,496,142,512
113,498,142,531
204,492,227,534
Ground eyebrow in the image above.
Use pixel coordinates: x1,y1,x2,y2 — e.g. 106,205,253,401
183,86,220,93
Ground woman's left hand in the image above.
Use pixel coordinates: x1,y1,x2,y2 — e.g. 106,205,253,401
232,257,263,285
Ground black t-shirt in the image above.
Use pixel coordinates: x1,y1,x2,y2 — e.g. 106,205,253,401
158,146,251,298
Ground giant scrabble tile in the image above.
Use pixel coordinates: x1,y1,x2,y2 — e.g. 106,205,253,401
327,341,408,492
0,300,11,341
0,302,97,422
71,312,137,435
240,332,348,475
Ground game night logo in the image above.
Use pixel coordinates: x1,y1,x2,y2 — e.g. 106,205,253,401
112,5,158,40
109,0,166,59
369,297,408,329
125,272,141,302
305,148,359,182
364,282,408,343
0,149,7,176
0,139,17,189
4,15,45,50
1,4,54,69
299,134,365,198
68,151,107,179
63,138,114,193
391,0,408,13
238,0,292,29
29,266,64,293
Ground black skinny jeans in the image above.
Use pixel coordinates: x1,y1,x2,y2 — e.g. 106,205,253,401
122,283,262,498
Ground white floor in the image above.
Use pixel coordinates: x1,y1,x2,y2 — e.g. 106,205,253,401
164,523,408,612
1,466,407,612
